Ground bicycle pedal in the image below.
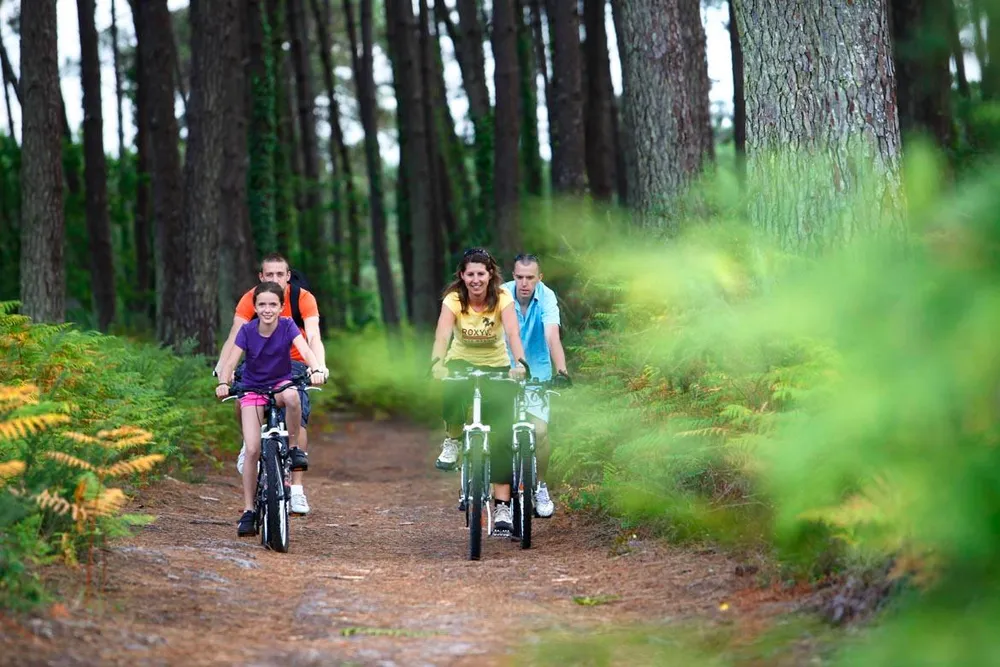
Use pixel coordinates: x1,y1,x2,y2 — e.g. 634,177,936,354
457,500,467,512
490,528,512,538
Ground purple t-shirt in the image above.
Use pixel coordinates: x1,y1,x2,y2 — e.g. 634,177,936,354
235,317,300,388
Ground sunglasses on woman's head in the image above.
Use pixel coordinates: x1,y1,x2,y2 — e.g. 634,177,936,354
463,247,494,261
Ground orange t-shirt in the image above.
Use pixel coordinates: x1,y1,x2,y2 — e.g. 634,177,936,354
234,285,319,362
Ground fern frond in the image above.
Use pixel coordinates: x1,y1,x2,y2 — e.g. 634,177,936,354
0,413,71,438
96,426,151,440
675,426,729,438
101,454,165,478
104,433,156,450
0,384,38,408
0,300,21,315
35,489,87,521
63,431,101,445
0,459,25,485
44,451,96,472
86,488,127,516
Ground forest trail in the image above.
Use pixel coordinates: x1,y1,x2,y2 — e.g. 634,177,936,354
1,413,812,666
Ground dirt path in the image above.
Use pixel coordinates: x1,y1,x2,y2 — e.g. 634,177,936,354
1,413,810,666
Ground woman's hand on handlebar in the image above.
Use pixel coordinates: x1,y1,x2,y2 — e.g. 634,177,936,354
432,360,449,380
509,361,526,380
215,382,231,399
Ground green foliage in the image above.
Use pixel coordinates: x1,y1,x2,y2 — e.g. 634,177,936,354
0,307,236,610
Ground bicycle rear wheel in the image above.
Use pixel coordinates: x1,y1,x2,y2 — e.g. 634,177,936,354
467,432,484,561
260,438,290,553
516,432,534,549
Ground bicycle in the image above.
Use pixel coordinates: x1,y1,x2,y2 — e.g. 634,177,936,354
509,380,560,550
222,371,319,552
436,358,530,561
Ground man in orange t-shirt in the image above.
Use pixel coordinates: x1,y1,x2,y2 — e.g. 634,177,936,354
215,253,328,515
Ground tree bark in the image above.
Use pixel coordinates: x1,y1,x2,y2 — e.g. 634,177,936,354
610,0,634,207
891,0,955,149
546,0,586,194
617,0,712,226
268,0,297,258
175,0,237,352
728,0,746,164
418,0,449,293
220,0,256,313
19,0,65,323
734,0,903,252
77,0,116,331
137,0,186,344
345,0,400,327
583,0,616,201
981,1,1000,99
286,0,326,291
128,0,153,318
0,28,14,140
518,0,544,197
386,0,435,326
311,0,350,327
247,0,278,255
528,0,550,111
948,0,970,99
493,0,522,258
111,0,126,161
455,0,493,240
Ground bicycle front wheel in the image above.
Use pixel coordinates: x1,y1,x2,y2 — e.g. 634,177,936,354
516,431,534,549
467,432,485,561
260,438,290,553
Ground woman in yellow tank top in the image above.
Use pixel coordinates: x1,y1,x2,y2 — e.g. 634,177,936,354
431,248,527,534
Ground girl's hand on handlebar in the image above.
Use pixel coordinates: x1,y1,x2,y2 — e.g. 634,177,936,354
509,362,526,380
309,368,328,385
215,382,231,399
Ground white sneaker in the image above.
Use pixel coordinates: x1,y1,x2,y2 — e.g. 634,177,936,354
535,482,554,518
493,503,513,533
435,437,460,470
236,441,246,475
290,489,310,515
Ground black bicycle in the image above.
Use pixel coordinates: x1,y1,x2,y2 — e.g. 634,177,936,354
223,372,318,552
438,359,530,560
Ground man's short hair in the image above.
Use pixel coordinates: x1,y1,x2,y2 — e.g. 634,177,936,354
513,253,541,270
259,253,290,272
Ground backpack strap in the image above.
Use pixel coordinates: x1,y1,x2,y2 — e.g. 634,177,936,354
290,282,305,331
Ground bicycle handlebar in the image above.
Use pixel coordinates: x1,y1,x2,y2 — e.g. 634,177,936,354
222,370,319,401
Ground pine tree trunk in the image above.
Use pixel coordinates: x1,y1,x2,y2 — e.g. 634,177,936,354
247,0,278,255
948,0,970,99
128,0,152,319
610,0,634,207
280,55,304,255
312,0,349,327
728,0,745,163
110,0,125,162
983,2,1000,99
176,0,236,353
528,0,550,110
618,0,712,226
735,0,903,252
221,0,256,312
137,0,186,344
455,0,493,241
286,0,327,292
386,0,435,326
418,0,449,292
19,0,65,323
583,0,616,201
0,30,16,140
891,0,955,149
346,0,400,327
546,0,586,194
77,0,116,331
493,0,522,258
518,0,544,197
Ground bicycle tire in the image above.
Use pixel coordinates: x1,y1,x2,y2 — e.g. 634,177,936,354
260,438,290,553
468,432,485,561
517,431,534,549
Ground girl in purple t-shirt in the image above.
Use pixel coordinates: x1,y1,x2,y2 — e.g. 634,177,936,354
215,282,323,536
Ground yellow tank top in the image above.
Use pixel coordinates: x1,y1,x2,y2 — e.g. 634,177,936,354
443,287,514,367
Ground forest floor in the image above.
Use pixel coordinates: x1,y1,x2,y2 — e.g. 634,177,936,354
0,410,834,666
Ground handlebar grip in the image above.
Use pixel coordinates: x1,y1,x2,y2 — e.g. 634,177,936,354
518,358,531,379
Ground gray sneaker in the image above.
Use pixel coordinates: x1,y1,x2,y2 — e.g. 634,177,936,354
435,437,460,471
535,482,554,518
493,502,513,533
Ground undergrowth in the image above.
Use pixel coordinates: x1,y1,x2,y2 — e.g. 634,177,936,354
0,303,235,610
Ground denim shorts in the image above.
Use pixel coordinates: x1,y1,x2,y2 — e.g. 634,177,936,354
233,360,311,427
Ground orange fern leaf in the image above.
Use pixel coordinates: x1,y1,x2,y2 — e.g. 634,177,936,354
0,460,25,486
0,414,71,439
35,489,87,521
44,451,96,472
0,384,38,408
101,454,165,478
86,488,128,516
96,426,151,440
62,431,101,445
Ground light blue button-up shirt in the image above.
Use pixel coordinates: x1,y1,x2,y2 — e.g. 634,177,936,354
503,280,560,381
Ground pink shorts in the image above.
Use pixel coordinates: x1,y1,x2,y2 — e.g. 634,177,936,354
239,382,287,408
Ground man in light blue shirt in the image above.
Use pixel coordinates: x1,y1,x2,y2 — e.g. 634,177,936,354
503,253,571,518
